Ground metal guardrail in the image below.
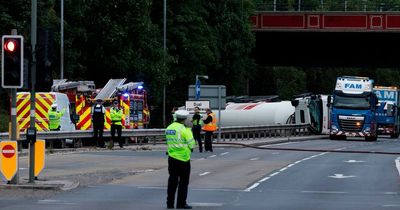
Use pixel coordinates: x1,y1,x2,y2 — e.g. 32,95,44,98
0,124,312,142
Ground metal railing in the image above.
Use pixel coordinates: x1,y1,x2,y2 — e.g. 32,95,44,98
0,124,312,143
256,1,400,12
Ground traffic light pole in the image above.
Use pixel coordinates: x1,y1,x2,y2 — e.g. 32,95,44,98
9,88,18,184
9,29,19,184
28,0,37,184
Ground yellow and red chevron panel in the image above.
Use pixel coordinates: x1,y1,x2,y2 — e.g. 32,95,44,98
76,95,92,130
120,97,130,128
16,93,55,131
105,108,111,129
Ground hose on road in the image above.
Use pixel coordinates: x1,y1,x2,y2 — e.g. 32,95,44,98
214,142,400,156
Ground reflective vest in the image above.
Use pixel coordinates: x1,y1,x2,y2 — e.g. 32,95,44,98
202,113,217,131
192,113,202,126
110,107,123,126
48,109,65,130
166,122,195,162
92,104,105,122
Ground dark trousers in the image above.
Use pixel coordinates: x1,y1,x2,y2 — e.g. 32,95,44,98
167,157,191,207
93,122,104,147
111,124,123,147
204,131,213,152
192,127,202,152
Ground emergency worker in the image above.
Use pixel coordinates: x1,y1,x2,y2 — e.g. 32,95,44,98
48,104,66,131
171,107,178,123
92,99,106,148
166,110,195,209
202,108,217,152
110,100,124,148
191,107,203,152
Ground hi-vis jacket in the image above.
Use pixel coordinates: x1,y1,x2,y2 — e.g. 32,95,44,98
110,107,123,126
202,112,217,131
166,122,195,162
48,108,65,130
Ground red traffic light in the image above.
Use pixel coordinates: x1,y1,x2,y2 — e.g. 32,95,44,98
4,39,17,52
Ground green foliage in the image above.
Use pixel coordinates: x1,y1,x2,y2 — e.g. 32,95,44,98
3,0,400,127
273,67,306,100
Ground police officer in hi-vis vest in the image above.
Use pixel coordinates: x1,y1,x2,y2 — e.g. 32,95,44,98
165,110,195,209
110,100,123,148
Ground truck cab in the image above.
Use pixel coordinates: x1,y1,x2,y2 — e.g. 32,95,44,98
373,86,400,138
329,76,378,141
292,94,330,135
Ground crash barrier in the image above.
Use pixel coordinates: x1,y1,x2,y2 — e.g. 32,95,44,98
0,123,312,144
218,124,311,141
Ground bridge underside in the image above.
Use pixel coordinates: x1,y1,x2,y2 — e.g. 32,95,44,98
254,31,400,67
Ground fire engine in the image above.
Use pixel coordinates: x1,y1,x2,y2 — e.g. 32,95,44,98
52,78,150,130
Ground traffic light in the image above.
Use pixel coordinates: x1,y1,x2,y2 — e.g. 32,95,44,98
1,35,24,88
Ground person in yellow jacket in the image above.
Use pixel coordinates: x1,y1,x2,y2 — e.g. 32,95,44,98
110,100,124,148
48,104,65,131
202,108,217,152
166,110,195,209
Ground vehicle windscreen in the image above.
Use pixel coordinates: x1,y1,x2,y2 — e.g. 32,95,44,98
333,95,370,110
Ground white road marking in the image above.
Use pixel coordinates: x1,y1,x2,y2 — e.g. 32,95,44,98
198,158,205,160
209,155,217,158
244,152,328,192
220,152,229,156
250,157,259,161
395,157,400,177
382,204,400,207
344,160,365,163
190,202,223,207
244,183,260,192
301,191,348,194
19,167,27,170
199,172,211,176
272,152,280,155
384,192,398,195
329,174,356,179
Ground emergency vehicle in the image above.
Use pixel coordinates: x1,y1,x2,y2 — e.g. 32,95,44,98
52,79,150,130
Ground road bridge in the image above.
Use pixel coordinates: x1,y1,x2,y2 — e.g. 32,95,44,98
251,11,400,67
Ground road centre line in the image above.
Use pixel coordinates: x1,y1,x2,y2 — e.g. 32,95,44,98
209,155,217,158
250,157,259,161
220,152,229,156
244,152,328,192
199,172,211,176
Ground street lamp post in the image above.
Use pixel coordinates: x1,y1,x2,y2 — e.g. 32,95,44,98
163,0,167,127
195,75,208,100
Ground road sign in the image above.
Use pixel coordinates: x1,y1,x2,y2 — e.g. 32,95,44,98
33,140,45,177
186,100,210,113
195,79,200,100
0,141,18,181
188,85,226,110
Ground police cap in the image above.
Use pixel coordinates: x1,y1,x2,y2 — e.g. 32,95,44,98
175,110,190,119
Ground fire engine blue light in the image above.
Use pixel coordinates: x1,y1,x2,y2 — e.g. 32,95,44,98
123,93,129,98
138,85,143,90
